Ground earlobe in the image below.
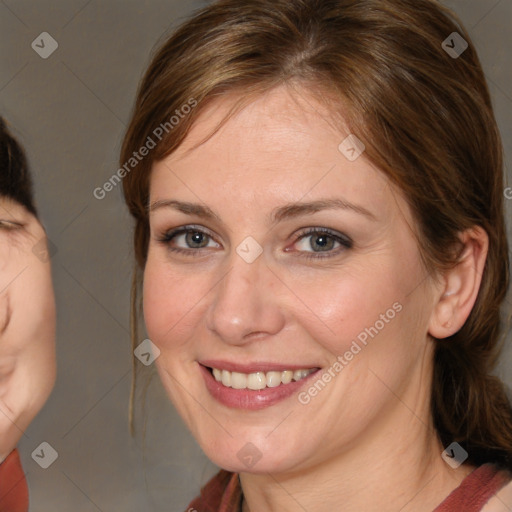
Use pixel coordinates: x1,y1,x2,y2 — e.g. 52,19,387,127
428,226,489,339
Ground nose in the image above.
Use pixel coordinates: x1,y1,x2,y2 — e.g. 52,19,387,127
205,250,285,346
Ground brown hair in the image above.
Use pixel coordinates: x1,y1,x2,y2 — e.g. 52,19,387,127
121,0,512,469
0,117,38,217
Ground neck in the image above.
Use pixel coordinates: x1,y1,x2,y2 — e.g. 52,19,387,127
239,405,474,512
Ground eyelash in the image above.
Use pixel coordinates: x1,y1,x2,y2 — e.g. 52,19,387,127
156,225,353,260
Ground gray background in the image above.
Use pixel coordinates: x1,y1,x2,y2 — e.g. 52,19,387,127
0,1,511,511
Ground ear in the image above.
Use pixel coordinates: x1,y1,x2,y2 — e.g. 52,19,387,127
428,226,489,339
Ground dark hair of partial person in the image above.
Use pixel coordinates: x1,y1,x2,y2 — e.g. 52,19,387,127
0,117,38,217
120,0,512,470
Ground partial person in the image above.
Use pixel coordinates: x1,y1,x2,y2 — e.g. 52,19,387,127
0,118,56,512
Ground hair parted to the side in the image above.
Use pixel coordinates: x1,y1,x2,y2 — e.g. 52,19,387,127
0,117,38,217
121,0,512,469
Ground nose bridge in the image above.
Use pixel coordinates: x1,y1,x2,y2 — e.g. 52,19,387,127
206,250,284,344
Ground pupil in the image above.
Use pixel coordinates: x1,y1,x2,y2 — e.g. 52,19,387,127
312,234,332,251
188,231,205,247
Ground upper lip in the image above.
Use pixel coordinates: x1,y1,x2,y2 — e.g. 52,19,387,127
199,360,320,373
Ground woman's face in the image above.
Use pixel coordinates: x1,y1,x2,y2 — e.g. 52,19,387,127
0,198,56,461
144,85,440,474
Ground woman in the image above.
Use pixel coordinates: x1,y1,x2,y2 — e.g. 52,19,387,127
121,0,512,510
0,118,56,512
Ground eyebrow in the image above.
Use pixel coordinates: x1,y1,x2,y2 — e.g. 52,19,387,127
148,198,377,223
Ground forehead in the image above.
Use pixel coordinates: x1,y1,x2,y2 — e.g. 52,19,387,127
149,86,408,223
165,85,351,166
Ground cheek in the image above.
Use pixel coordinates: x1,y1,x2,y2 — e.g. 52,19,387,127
143,262,177,347
6,260,56,346
318,272,428,391
0,291,8,333
142,256,207,350
288,263,404,357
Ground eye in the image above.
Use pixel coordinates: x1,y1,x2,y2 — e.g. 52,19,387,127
291,227,352,260
156,224,352,260
157,225,220,256
0,220,23,230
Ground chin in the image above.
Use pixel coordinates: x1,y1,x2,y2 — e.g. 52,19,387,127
197,430,302,475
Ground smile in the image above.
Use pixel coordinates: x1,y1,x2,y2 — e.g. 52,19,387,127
199,362,321,410
210,367,316,390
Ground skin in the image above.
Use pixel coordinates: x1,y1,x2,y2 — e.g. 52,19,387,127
143,84,489,511
481,481,512,511
0,198,56,463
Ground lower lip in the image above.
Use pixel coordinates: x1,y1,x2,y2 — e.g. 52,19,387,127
199,364,320,410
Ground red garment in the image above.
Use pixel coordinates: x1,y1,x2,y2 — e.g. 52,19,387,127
0,449,29,512
186,464,511,512
186,470,241,512
433,463,511,511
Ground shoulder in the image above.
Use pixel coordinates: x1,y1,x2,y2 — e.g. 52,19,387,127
480,478,512,512
0,449,29,512
435,463,512,512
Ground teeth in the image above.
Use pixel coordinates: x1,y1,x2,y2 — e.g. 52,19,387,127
282,370,293,384
266,371,282,388
247,372,266,390
231,372,247,389
211,367,315,390
221,369,231,387
293,369,312,381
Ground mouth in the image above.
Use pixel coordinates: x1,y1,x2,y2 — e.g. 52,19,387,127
199,361,321,410
209,366,317,390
